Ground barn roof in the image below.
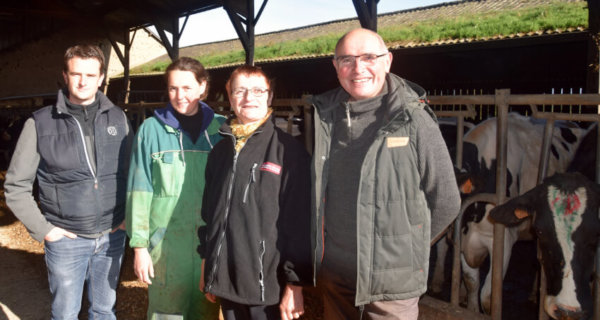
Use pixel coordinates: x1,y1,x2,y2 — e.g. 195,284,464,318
131,0,586,71
1,0,586,60
0,0,225,52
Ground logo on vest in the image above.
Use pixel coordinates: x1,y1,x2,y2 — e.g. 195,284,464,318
387,137,409,148
260,162,282,175
107,126,118,136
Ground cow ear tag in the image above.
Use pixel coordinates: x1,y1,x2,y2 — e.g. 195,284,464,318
460,179,473,194
514,208,529,219
387,137,409,148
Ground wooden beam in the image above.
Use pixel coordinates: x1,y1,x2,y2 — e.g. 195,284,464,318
224,0,268,66
352,0,379,31
153,16,180,61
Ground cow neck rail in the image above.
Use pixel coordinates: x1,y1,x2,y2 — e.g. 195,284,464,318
426,90,600,320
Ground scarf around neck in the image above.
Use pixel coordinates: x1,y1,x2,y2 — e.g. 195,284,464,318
230,108,273,152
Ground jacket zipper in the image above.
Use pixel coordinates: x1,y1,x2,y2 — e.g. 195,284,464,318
345,103,352,128
242,163,257,203
63,112,98,188
178,130,186,165
207,130,243,293
206,130,262,294
258,240,266,302
312,106,331,285
206,151,238,293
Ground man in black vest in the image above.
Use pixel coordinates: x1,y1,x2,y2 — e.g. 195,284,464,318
5,44,133,320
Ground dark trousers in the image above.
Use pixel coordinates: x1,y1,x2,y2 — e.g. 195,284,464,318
318,266,420,320
220,298,280,320
318,266,361,320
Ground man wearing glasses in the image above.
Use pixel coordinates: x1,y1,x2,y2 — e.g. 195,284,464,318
310,28,460,319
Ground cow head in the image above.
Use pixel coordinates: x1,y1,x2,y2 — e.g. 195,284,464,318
490,173,600,320
456,142,514,232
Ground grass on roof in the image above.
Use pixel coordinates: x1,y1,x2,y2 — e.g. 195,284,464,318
130,1,588,74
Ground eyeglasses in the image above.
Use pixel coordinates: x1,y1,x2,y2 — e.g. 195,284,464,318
334,53,389,67
232,87,269,98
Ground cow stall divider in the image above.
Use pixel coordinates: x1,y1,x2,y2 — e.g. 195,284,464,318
428,89,600,320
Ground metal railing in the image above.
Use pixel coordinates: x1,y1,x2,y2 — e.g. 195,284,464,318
428,89,600,320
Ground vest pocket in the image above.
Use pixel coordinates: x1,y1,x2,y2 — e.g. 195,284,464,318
55,180,96,220
373,233,412,270
372,199,425,271
38,181,59,215
38,131,83,173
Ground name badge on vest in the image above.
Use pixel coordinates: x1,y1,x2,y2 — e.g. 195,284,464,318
387,137,409,148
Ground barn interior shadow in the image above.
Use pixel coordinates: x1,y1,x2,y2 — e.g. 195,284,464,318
427,239,539,319
0,201,16,228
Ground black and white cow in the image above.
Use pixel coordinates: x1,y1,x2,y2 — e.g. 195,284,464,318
567,125,597,181
490,172,600,320
456,113,591,313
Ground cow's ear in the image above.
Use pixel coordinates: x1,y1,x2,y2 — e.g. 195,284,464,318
490,204,533,227
460,178,474,194
454,167,475,194
456,175,474,194
513,208,531,220
490,190,537,226
491,184,544,226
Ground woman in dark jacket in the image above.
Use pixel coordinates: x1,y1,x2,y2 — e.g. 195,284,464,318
198,65,311,320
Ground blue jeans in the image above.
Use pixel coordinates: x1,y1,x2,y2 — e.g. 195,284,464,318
44,229,126,320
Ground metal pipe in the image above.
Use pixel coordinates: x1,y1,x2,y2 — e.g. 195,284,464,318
449,115,466,306
536,118,554,320
595,120,600,320
490,89,509,320
451,216,461,306
455,116,465,167
429,93,600,106
536,119,554,184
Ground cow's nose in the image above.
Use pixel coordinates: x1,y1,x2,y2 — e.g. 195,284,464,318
555,305,585,320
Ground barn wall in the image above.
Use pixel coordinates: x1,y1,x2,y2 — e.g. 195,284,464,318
0,29,111,98
106,29,166,79
107,32,589,104
394,32,589,95
0,28,165,99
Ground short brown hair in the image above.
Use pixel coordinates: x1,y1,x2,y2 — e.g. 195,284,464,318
165,57,210,100
225,65,273,95
63,44,106,75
